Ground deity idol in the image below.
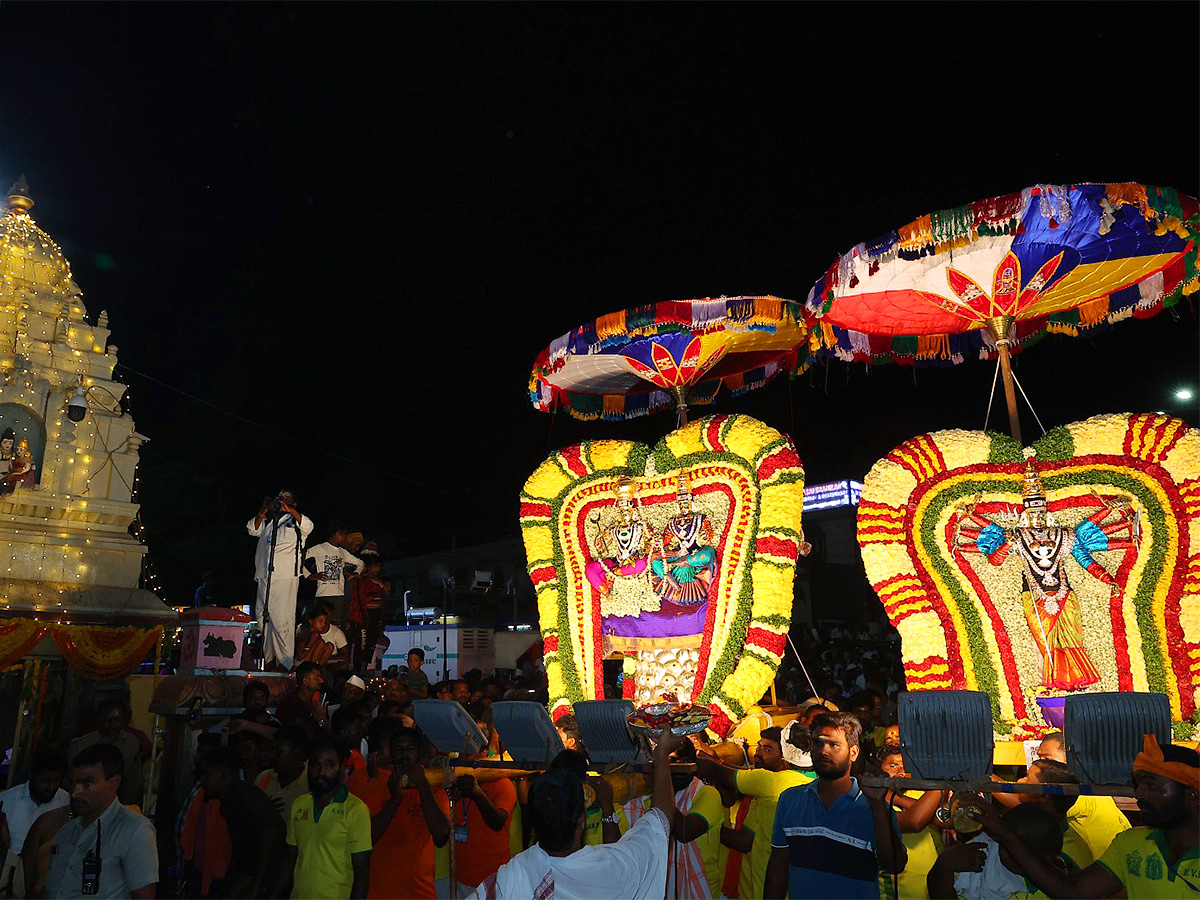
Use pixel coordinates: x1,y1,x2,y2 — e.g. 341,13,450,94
954,449,1139,691
650,471,717,606
1,437,35,494
0,428,14,476
584,476,650,596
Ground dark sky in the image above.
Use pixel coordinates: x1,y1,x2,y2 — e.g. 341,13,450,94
1,3,1197,605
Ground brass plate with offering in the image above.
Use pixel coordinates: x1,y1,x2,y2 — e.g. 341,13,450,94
627,695,712,737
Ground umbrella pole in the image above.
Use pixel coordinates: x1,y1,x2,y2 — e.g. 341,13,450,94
672,386,688,427
986,316,1022,445
997,344,1022,445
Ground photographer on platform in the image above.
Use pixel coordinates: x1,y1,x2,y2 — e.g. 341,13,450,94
247,490,313,672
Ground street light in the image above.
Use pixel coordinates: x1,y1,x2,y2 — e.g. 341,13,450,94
1175,388,1194,402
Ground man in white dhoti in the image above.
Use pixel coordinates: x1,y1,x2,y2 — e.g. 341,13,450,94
247,490,313,671
470,727,685,900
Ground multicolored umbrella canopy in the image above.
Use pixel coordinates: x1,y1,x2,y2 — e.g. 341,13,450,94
804,183,1198,440
529,296,809,423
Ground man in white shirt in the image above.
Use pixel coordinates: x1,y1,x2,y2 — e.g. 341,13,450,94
247,490,313,672
471,728,686,900
304,521,364,627
46,743,158,899
0,747,69,854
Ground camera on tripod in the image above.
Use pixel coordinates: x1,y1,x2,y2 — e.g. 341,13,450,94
264,495,284,518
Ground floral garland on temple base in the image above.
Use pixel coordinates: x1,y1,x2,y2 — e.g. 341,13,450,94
0,617,162,680
859,413,1200,739
519,413,805,737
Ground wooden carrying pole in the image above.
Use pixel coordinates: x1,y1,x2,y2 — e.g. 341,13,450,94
986,315,1022,444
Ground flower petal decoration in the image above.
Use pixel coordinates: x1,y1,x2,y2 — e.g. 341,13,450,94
519,414,805,736
859,414,1200,739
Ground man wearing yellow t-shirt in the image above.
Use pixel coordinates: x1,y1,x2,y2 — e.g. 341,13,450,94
960,735,1199,899
696,725,814,899
275,735,372,899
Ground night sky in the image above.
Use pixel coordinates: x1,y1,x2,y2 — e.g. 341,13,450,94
1,3,1196,606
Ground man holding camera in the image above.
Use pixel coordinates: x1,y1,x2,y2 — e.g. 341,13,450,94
248,490,313,672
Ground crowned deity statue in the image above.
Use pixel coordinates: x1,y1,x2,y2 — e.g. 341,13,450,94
0,428,14,477
954,449,1139,692
584,476,652,599
649,470,718,606
1,437,35,494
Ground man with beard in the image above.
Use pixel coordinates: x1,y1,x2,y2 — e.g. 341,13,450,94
764,712,906,899
695,725,814,900
275,735,372,900
45,743,158,899
0,746,69,854
960,734,1199,898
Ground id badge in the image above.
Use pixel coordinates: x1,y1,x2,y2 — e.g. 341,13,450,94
454,825,469,843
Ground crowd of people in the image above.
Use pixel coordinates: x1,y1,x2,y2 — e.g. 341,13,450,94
2,652,1194,899
3,502,1190,898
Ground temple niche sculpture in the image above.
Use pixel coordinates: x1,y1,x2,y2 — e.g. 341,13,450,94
0,178,171,624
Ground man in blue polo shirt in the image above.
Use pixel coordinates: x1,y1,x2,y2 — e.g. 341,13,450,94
765,711,906,899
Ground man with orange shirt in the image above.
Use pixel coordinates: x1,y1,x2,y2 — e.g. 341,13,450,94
347,725,450,900
450,716,518,896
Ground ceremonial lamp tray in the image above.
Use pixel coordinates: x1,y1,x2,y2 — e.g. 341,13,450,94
627,701,712,737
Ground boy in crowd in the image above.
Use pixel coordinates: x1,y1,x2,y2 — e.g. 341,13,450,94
304,521,364,626
406,648,431,699
296,604,350,669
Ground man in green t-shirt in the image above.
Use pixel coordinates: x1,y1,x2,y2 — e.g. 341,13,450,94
275,735,372,899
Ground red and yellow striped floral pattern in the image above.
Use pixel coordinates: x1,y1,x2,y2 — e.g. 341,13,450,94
519,414,805,736
860,414,1200,739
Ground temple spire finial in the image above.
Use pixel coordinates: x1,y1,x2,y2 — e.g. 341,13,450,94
6,176,33,213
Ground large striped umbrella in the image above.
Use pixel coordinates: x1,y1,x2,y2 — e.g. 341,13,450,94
529,295,809,425
804,183,1197,441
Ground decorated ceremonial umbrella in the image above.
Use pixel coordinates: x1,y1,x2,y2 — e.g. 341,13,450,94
528,295,809,425
805,183,1198,442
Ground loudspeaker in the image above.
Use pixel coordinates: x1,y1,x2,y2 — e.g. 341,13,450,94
898,690,993,781
491,701,565,764
1064,692,1170,785
412,699,488,757
574,699,640,764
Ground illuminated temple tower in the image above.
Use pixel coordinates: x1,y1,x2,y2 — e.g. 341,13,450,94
0,178,172,625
